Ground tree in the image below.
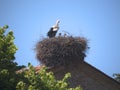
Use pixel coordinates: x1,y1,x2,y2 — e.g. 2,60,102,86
16,63,82,90
113,73,120,83
0,25,25,90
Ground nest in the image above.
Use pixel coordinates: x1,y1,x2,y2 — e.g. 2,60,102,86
35,36,88,68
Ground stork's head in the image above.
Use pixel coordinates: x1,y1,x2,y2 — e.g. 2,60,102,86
52,19,60,31
56,19,60,24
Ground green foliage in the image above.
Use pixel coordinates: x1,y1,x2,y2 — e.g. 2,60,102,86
0,25,25,90
16,63,82,90
0,25,18,72
0,25,17,61
113,73,120,83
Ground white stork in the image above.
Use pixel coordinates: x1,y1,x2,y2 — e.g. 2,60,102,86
47,19,60,38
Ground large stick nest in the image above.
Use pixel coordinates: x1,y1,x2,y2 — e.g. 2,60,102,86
35,36,88,68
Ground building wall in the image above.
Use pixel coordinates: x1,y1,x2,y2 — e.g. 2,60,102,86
50,61,120,90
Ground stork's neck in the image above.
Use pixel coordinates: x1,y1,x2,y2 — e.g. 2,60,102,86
55,23,59,27
54,20,60,27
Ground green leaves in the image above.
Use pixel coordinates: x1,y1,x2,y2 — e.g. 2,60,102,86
0,25,17,61
0,69,9,76
16,63,82,90
16,81,26,90
0,25,25,90
113,73,120,83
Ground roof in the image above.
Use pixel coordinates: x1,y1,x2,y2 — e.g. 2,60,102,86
84,61,120,85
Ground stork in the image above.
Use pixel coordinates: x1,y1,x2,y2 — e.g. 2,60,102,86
47,19,60,38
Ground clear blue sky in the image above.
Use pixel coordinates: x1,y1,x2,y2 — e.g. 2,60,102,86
0,0,120,77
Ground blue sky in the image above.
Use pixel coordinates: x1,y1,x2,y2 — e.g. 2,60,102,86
0,0,120,77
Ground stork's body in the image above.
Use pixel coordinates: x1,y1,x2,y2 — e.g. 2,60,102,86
47,20,60,38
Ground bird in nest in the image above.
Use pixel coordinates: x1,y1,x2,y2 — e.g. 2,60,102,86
47,19,60,38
